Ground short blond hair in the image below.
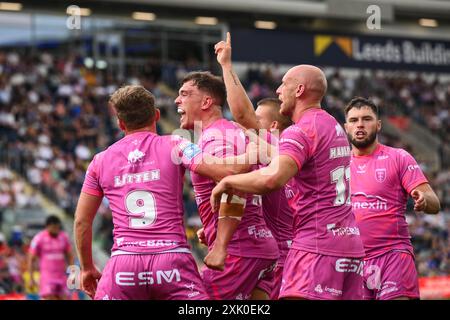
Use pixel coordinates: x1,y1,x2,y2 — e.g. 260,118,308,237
257,98,292,131
109,85,156,130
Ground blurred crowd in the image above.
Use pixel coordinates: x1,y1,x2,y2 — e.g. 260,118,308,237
409,212,450,277
0,49,449,293
243,65,449,157
0,229,29,296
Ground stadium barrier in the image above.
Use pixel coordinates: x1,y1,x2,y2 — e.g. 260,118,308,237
419,276,450,299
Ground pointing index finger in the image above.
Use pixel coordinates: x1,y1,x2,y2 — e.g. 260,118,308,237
226,32,231,45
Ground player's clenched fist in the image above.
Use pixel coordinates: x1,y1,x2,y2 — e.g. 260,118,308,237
411,189,427,212
196,227,207,246
204,246,227,272
81,267,102,299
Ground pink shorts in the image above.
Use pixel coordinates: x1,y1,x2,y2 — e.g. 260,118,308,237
39,275,69,299
270,245,290,300
363,250,419,300
270,263,284,300
279,249,364,300
202,254,277,300
94,253,208,300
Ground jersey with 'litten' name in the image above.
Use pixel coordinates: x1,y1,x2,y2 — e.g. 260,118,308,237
351,143,428,259
82,131,203,255
190,119,279,260
279,108,365,257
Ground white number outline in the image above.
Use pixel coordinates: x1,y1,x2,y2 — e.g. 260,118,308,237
124,190,157,229
331,165,351,206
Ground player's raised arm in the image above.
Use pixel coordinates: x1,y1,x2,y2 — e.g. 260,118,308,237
411,183,441,214
74,192,103,299
215,32,260,130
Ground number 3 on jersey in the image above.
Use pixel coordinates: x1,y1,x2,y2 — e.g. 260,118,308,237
331,166,351,206
125,190,157,228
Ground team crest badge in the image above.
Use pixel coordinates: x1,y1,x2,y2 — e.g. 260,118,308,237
127,149,145,164
375,168,386,183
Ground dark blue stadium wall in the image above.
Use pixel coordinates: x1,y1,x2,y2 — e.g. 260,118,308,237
230,27,450,73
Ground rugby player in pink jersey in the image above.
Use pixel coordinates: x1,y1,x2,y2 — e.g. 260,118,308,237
344,97,440,300
74,85,253,300
211,65,366,300
28,215,74,300
175,71,279,300
211,32,294,300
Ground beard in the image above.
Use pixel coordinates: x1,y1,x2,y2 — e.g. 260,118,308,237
348,131,377,149
280,101,293,118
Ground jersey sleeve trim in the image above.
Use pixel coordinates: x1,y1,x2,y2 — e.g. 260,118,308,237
405,179,429,195
81,187,103,197
279,151,302,172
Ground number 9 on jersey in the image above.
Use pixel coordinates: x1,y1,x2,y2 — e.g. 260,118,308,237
125,190,157,229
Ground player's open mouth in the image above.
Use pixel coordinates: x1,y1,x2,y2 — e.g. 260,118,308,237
177,108,186,121
355,130,366,138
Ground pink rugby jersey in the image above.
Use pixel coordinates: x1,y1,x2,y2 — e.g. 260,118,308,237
351,143,428,259
262,190,293,265
29,230,71,277
278,108,365,258
191,119,279,260
82,131,203,255
261,132,294,263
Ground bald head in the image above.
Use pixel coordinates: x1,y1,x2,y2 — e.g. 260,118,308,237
285,65,327,102
276,64,328,120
